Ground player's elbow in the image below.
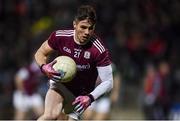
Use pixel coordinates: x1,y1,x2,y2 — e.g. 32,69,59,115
34,49,43,64
110,79,113,91
106,79,113,92
34,49,40,61
34,51,38,61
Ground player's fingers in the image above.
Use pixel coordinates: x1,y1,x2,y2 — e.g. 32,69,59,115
52,75,62,80
51,77,59,82
72,98,80,105
78,108,85,115
52,60,57,64
74,103,81,110
50,60,57,66
76,105,84,113
50,71,61,76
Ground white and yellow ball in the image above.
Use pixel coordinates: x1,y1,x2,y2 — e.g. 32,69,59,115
53,56,77,83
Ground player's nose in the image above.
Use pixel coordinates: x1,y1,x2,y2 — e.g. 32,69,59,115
84,29,90,35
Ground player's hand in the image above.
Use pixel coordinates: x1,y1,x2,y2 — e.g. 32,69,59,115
40,60,61,80
72,96,91,114
72,95,94,114
51,70,65,82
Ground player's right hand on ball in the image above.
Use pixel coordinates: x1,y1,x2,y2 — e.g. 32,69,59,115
40,60,61,79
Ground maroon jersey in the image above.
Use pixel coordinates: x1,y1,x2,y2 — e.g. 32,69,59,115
48,29,111,96
17,61,42,95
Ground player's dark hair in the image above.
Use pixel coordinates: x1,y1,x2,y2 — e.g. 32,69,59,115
74,5,97,24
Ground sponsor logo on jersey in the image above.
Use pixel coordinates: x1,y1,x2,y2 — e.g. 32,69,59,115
77,63,90,71
63,47,71,53
84,51,91,59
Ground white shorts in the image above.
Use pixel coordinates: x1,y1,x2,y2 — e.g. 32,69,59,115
87,97,111,113
13,90,43,112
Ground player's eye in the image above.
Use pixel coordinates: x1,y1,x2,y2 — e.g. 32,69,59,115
80,25,87,29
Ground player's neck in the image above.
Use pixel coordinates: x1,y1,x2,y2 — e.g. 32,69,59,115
74,36,81,45
74,32,88,45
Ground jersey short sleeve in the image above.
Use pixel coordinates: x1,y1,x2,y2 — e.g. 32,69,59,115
96,50,112,67
47,31,59,50
91,35,112,67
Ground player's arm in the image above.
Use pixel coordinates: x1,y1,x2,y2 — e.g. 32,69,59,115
90,64,113,100
72,65,113,114
34,40,54,66
34,40,60,79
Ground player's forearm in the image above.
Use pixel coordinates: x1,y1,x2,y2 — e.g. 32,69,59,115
90,65,113,100
34,40,54,66
90,80,113,100
34,49,47,66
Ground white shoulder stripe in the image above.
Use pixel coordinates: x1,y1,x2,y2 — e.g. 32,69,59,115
56,30,74,33
93,43,103,53
95,39,105,52
94,41,104,53
92,38,105,53
56,31,74,35
56,33,74,37
56,32,74,36
55,30,74,36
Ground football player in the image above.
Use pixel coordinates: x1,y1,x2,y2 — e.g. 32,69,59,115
34,5,113,120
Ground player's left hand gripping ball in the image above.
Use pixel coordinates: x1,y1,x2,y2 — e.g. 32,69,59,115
40,60,62,80
72,95,94,114
52,70,65,81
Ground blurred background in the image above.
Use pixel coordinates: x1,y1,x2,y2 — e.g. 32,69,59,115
0,0,180,120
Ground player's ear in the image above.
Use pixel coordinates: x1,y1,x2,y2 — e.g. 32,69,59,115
73,20,76,29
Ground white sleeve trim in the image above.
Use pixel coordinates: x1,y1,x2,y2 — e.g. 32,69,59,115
90,65,113,100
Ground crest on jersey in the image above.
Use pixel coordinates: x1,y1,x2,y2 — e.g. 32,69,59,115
84,51,91,59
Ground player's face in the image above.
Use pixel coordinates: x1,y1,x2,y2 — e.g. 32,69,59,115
73,19,95,44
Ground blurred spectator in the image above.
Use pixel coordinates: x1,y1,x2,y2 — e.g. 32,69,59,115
13,60,44,120
169,60,180,120
142,61,171,120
